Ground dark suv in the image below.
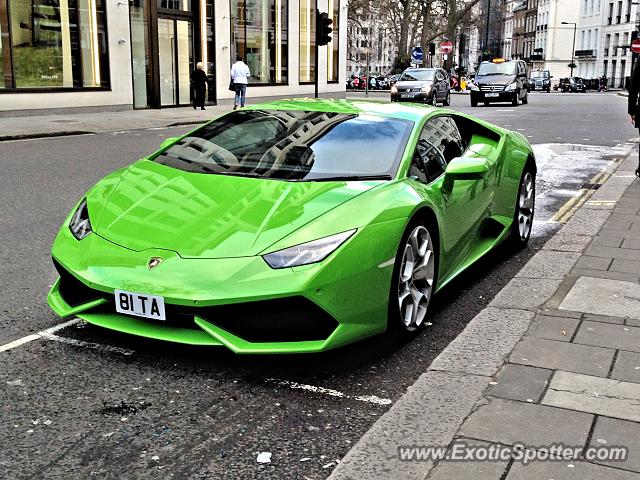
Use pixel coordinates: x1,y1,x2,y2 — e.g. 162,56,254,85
469,59,529,107
390,68,451,106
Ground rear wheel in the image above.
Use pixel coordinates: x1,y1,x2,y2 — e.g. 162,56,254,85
510,166,536,249
388,222,438,336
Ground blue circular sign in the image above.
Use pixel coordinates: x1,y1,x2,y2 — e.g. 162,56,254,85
411,47,424,63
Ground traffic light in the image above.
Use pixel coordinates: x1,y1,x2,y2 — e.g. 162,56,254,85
317,11,333,46
429,43,436,55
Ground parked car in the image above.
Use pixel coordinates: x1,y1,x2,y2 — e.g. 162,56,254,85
529,70,552,92
468,59,529,107
559,77,586,93
390,68,451,106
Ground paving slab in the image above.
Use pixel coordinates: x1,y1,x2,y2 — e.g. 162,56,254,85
573,321,640,353
543,233,593,252
574,255,613,270
571,268,640,283
558,277,640,320
590,416,640,473
559,208,612,236
628,318,640,327
426,439,509,480
585,245,640,261
592,236,624,248
583,313,626,325
460,398,593,447
489,278,561,310
610,258,640,274
487,364,552,403
540,309,582,319
611,351,640,383
507,459,639,480
542,371,640,422
510,337,614,377
622,238,640,249
428,308,534,376
526,315,580,342
515,251,581,279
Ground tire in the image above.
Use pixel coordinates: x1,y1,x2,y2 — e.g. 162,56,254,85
471,97,478,107
443,91,451,106
509,165,536,249
388,220,438,337
521,92,528,104
512,92,519,106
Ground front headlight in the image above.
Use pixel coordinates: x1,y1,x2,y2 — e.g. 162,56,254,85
469,83,479,91
390,85,398,93
505,82,518,91
263,230,356,269
421,85,432,93
69,198,92,240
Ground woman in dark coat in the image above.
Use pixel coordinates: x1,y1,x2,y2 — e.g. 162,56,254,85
191,62,208,110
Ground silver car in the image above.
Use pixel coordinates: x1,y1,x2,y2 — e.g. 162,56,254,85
390,68,451,106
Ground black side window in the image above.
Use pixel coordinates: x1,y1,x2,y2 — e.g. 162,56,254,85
411,116,462,183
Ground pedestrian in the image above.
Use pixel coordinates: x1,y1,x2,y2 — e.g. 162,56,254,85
599,75,608,92
191,62,208,110
628,62,640,177
230,55,250,110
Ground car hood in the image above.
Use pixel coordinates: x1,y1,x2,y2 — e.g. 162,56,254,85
91,160,380,258
475,74,516,86
394,80,433,89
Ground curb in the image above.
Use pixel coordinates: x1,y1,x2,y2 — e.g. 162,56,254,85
329,145,637,479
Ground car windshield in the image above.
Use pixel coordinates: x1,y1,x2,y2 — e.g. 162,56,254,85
477,62,517,76
400,69,435,81
153,110,413,181
571,77,583,84
531,71,549,78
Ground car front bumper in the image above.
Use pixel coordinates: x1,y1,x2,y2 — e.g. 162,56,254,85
391,91,433,102
48,220,404,354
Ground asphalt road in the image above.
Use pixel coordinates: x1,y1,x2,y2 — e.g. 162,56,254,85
0,93,635,479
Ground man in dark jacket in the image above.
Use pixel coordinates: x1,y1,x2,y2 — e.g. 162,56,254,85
191,62,208,110
628,62,640,177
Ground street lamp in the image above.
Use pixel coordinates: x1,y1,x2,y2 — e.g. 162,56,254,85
561,21,577,77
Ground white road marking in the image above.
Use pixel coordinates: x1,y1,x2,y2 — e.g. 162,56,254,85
40,333,134,356
269,379,392,406
0,319,81,353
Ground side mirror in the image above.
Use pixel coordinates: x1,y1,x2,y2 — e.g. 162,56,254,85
442,157,488,193
159,137,179,150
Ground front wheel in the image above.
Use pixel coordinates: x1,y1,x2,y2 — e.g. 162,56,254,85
510,167,536,249
512,92,519,106
471,97,478,107
388,222,438,336
443,91,451,106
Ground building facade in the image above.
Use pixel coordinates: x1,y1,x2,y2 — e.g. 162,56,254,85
346,16,395,75
0,0,347,113
599,0,637,87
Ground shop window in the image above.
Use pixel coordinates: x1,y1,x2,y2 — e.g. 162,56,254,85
6,0,109,89
230,0,288,85
300,0,316,83
327,0,339,82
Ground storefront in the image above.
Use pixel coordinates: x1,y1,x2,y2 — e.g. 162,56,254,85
0,0,345,113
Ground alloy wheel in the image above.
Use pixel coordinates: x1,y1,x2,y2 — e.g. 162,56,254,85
517,171,535,240
397,226,435,331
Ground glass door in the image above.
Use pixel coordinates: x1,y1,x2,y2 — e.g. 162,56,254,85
158,17,193,106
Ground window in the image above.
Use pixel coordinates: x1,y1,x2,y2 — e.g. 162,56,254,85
300,0,317,83
230,0,288,85
608,2,614,23
411,117,465,183
0,20,4,89
617,0,622,22
626,0,631,21
327,0,339,82
4,0,109,89
154,110,413,181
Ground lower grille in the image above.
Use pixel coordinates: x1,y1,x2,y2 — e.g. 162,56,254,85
53,258,106,307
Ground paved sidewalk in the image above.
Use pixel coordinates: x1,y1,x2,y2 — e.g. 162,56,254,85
0,105,232,142
332,152,640,479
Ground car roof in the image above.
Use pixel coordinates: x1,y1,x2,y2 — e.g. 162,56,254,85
241,98,442,123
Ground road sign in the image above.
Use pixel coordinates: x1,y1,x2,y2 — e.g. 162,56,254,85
632,38,640,54
440,40,454,55
411,46,424,64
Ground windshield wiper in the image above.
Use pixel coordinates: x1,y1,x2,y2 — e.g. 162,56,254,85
302,174,393,182
480,72,511,76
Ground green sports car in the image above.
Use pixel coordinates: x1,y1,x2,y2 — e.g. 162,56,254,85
48,99,536,354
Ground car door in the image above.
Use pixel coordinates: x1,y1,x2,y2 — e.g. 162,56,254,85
409,116,492,279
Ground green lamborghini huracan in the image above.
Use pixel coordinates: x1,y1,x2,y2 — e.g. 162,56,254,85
48,99,536,354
